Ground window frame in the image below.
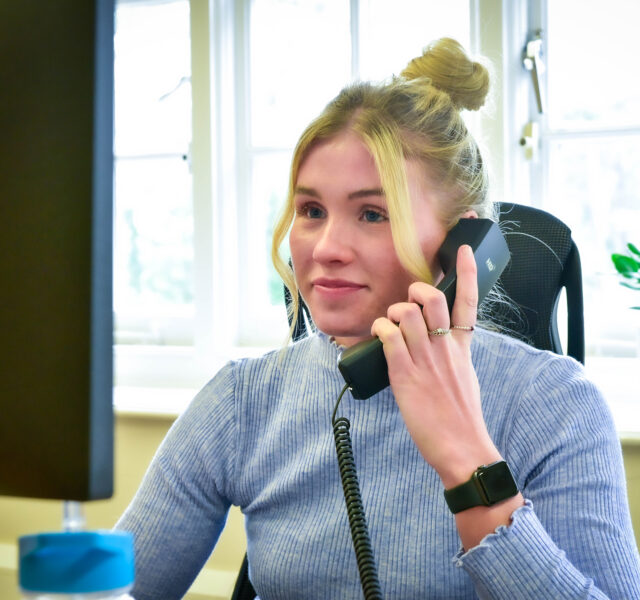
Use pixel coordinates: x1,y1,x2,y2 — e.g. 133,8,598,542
115,0,233,397
116,0,639,436
115,1,495,403
502,0,640,434
117,0,479,400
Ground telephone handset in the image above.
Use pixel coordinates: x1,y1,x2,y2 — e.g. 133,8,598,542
337,218,510,399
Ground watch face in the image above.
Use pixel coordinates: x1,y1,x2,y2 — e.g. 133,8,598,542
477,461,519,504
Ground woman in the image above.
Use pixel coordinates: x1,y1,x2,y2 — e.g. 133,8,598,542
117,39,640,598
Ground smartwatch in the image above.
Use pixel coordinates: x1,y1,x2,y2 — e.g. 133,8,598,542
444,460,519,514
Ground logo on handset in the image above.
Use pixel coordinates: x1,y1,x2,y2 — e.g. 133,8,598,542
486,257,496,271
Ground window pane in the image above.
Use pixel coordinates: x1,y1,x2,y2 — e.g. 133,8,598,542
246,0,472,347
114,156,194,325
250,0,351,149
238,149,291,345
114,0,191,156
359,0,470,81
545,136,640,356
245,150,292,300
547,0,640,131
113,0,193,348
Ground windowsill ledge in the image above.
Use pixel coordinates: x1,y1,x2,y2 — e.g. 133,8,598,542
114,356,640,437
114,385,198,419
585,356,640,440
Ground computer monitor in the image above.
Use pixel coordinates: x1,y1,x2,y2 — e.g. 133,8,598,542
0,0,115,500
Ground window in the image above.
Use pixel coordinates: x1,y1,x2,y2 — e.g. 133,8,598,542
113,0,193,348
506,0,640,431
239,0,471,346
113,1,639,430
533,0,640,359
114,0,472,401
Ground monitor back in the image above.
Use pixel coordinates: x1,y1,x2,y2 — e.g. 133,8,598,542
0,0,115,500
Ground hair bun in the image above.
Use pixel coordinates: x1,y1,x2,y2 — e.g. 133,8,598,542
400,38,489,111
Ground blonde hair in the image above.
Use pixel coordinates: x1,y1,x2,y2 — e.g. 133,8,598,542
272,38,493,339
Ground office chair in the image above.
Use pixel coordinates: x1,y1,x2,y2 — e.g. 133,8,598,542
230,201,585,600
492,202,584,363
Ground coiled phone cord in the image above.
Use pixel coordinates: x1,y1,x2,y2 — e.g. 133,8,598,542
332,383,383,600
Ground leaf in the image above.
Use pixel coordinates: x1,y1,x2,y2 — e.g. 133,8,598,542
628,242,640,257
612,254,640,277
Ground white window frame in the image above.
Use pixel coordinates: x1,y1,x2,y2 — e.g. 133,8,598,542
116,0,479,412
114,0,519,413
115,0,232,409
118,1,638,435
496,0,640,435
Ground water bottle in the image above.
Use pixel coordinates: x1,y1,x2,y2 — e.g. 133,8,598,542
18,530,135,599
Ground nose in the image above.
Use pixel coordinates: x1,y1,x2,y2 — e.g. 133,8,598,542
312,217,355,265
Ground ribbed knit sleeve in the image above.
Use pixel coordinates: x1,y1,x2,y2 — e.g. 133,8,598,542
456,339,640,599
455,501,610,598
115,362,240,600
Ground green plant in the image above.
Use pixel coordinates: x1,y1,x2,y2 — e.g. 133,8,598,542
611,242,640,309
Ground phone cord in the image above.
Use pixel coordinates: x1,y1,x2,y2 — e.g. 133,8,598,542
332,383,383,600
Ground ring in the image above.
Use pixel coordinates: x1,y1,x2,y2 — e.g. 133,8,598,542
428,327,450,336
451,325,475,332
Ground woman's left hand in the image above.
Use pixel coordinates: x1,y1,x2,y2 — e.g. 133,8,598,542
371,244,502,488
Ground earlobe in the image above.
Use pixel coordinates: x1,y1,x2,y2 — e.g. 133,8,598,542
461,210,478,219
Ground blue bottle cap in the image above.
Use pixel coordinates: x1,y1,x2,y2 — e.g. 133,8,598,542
19,530,134,594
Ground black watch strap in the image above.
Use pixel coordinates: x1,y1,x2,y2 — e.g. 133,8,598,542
444,460,518,514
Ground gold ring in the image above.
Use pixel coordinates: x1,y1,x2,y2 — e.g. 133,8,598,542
428,327,450,336
451,325,475,332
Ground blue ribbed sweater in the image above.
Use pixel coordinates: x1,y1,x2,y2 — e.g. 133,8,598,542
116,329,640,599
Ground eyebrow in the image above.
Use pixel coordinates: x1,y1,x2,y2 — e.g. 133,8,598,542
293,186,385,200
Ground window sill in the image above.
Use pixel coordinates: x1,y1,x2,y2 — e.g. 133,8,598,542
585,356,640,441
113,354,639,437
114,385,198,419
113,343,278,417
114,342,214,420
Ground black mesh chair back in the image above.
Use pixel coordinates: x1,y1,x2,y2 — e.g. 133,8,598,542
231,202,585,599
493,202,584,363
284,280,314,343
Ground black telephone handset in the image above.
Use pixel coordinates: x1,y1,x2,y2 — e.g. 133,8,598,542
337,218,510,399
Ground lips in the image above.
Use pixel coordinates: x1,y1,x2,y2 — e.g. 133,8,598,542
311,277,366,298
312,277,365,289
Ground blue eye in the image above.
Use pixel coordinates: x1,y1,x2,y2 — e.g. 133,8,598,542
295,203,325,219
306,205,325,219
362,209,386,223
